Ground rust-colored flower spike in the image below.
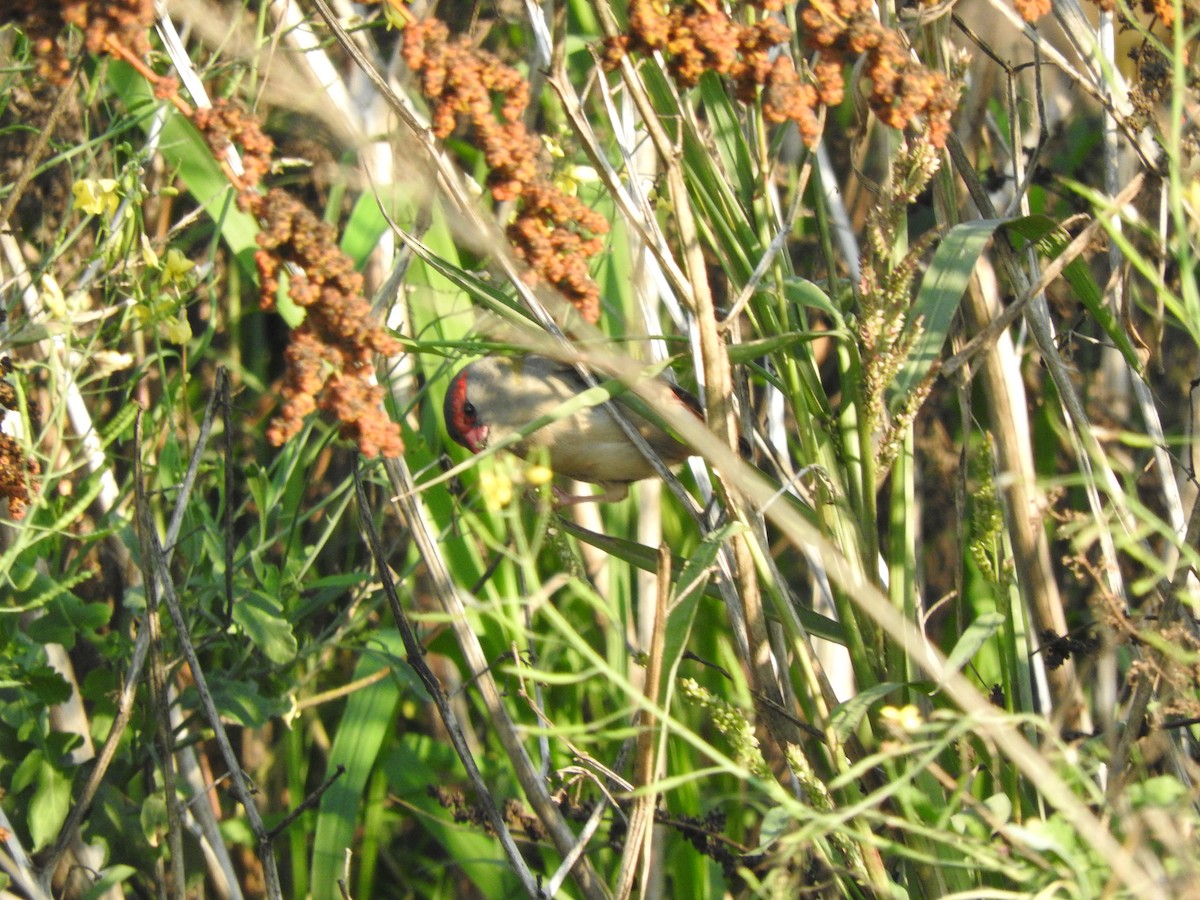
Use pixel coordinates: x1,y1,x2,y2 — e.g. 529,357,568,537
401,19,610,324
609,0,958,149
3,0,154,83
606,0,830,143
1012,0,1052,20
1077,0,1185,29
798,0,959,148
193,100,404,457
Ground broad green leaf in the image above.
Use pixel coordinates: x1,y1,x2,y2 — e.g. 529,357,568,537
889,219,1008,412
25,664,73,706
699,72,758,211
311,630,406,900
784,275,842,319
2,566,94,619
24,585,110,648
234,590,300,665
1127,774,1188,809
188,678,288,728
106,62,304,326
382,735,518,896
82,866,139,900
341,186,414,268
401,230,531,324
29,756,72,850
11,748,44,794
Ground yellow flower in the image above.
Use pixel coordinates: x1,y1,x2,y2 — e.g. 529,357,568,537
479,468,514,509
140,234,159,268
160,310,192,344
880,704,923,732
525,464,554,486
162,248,195,284
552,164,599,198
72,178,120,217
40,274,67,320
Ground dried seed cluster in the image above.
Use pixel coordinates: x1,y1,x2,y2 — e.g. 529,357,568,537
193,101,404,457
402,19,610,324
605,0,831,145
605,0,957,148
799,0,959,148
2,0,153,83
1011,0,1052,21
0,348,38,521
1082,0,1182,26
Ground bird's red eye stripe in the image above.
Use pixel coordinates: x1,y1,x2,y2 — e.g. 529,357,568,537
449,376,469,421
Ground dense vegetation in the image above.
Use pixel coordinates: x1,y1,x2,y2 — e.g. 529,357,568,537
1,0,1198,896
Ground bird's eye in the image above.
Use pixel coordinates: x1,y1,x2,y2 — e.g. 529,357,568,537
462,401,477,421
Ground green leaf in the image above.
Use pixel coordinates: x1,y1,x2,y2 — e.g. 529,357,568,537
24,587,110,649
889,219,1009,412
1005,212,1142,370
557,520,846,643
29,756,72,850
662,523,743,689
2,564,95,617
187,678,288,728
82,866,139,900
233,590,299,665
828,682,904,741
698,72,758,212
401,232,531,324
25,663,72,706
341,186,414,268
106,62,307,326
783,275,842,319
982,791,1013,824
381,735,517,895
726,329,827,364
140,794,169,842
11,748,44,794
1127,774,1188,808
937,611,1005,689
312,630,406,900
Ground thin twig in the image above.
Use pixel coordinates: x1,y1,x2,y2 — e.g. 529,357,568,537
267,765,347,842
134,418,284,899
353,461,544,898
382,455,610,900
37,371,236,890
135,412,188,900
941,173,1144,379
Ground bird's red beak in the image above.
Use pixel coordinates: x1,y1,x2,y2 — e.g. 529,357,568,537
460,423,489,453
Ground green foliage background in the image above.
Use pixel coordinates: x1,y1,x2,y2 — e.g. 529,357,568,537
1,0,1198,897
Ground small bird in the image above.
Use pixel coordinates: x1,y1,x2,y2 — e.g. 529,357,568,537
443,354,695,502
